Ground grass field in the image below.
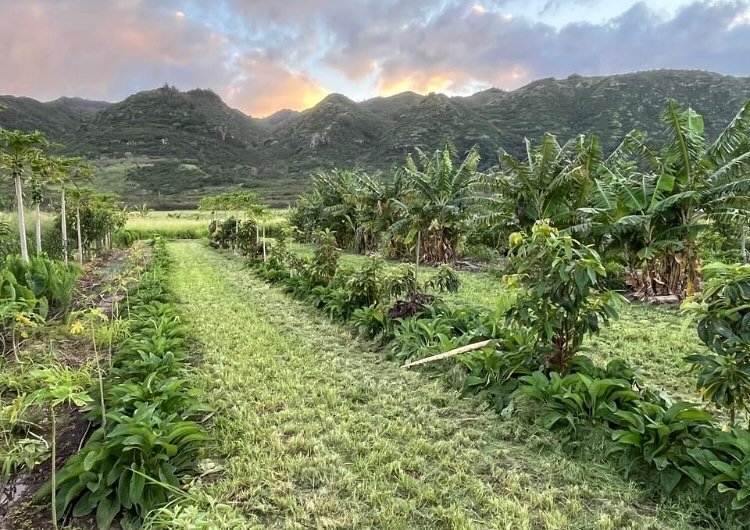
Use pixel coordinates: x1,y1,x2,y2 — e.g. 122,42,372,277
123,209,291,239
165,240,721,529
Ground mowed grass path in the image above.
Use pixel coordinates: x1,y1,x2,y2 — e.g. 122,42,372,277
167,241,694,529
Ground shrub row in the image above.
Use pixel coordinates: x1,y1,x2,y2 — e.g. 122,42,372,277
242,230,750,516
37,238,208,529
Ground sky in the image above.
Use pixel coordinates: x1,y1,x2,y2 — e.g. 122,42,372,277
1,0,749,116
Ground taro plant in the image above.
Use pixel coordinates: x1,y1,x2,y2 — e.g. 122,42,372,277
682,262,750,426
505,219,626,373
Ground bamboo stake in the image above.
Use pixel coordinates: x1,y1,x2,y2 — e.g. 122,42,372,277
414,230,421,294
76,207,83,265
402,339,493,369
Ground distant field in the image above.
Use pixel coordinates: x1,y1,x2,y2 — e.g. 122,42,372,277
123,208,291,239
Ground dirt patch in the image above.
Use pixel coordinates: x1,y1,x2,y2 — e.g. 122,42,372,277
0,408,95,530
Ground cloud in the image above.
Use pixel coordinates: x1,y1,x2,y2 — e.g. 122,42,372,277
225,52,328,116
0,0,232,101
0,0,749,115
321,0,750,96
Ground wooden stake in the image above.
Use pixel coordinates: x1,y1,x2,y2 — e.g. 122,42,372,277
402,339,493,369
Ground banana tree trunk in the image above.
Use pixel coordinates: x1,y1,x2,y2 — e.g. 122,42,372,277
60,188,68,263
14,172,29,262
76,207,83,265
34,202,42,255
742,225,748,264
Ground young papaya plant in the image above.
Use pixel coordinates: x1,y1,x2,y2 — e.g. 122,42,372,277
26,362,91,530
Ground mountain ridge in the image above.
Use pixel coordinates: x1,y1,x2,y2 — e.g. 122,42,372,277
2,69,749,207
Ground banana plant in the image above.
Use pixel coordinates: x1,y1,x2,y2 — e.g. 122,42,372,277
389,143,483,264
582,101,750,297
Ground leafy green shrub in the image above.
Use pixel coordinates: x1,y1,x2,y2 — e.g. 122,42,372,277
383,264,416,299
2,253,79,314
424,264,461,293
682,262,750,426
690,427,750,510
505,219,626,373
608,402,715,499
0,221,16,261
113,229,139,248
457,331,536,410
517,371,641,430
308,229,340,285
40,405,207,529
351,304,392,341
339,258,385,309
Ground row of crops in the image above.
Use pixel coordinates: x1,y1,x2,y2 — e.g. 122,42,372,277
0,238,213,529
213,216,750,516
201,99,750,521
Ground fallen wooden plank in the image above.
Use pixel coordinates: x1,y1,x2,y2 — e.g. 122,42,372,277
402,339,493,369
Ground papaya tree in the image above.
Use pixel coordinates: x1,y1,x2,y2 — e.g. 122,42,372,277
60,158,93,262
0,129,49,262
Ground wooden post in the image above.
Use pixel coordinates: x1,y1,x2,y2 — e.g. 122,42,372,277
262,224,267,261
414,230,421,293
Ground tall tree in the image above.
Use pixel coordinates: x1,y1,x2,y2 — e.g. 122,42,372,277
0,129,49,262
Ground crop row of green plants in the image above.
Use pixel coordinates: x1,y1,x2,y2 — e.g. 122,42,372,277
33,238,208,529
0,252,82,504
291,100,750,300
236,221,750,517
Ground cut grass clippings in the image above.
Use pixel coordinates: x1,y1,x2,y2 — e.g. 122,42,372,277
166,240,706,530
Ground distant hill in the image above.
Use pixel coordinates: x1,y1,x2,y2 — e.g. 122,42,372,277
2,71,749,207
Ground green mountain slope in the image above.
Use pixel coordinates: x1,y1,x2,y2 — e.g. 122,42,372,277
2,70,749,207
